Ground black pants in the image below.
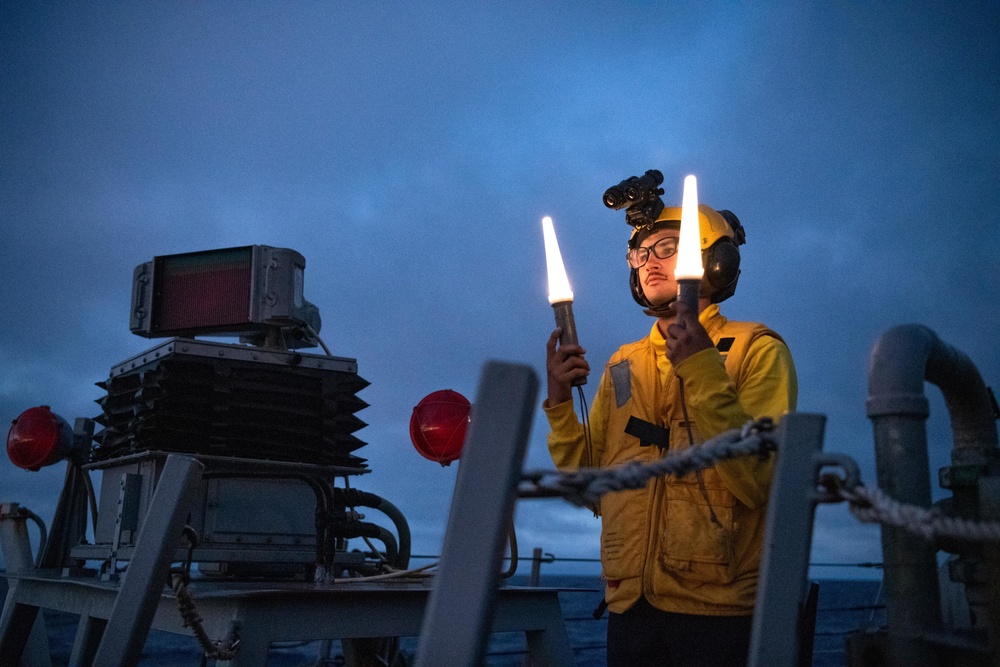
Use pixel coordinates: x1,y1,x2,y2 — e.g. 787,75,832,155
607,596,752,667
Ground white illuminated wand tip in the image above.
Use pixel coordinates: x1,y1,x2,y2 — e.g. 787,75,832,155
676,175,704,314
542,215,585,386
543,216,573,304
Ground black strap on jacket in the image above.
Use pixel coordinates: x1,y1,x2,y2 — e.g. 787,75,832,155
625,416,670,451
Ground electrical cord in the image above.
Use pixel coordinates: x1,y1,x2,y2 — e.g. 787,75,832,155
574,383,600,517
306,324,333,356
677,377,720,526
361,535,390,565
576,385,593,467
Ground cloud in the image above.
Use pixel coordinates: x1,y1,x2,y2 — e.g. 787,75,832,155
1,1,997,583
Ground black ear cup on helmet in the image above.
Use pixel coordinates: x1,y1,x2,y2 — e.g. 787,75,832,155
704,210,745,304
703,238,741,304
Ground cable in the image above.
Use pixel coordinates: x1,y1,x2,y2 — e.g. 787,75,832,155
575,385,594,467
361,535,391,566
574,384,598,516
306,324,333,357
677,377,721,526
331,562,438,583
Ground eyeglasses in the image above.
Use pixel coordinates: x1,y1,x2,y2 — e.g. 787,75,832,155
627,236,678,269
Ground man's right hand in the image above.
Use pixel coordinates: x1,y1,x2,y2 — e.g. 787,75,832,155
546,328,590,406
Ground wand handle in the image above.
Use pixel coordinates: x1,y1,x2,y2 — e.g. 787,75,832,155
677,279,701,315
552,300,586,387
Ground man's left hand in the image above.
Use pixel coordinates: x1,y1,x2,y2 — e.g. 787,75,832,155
665,300,714,366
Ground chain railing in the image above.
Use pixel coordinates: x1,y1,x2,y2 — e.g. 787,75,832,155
519,419,777,507
519,418,1000,544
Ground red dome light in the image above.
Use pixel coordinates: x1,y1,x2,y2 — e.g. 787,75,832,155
7,406,72,471
409,390,471,465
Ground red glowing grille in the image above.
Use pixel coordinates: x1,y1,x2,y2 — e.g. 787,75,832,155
152,247,253,334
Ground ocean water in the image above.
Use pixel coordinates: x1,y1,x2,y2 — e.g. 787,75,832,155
2,574,884,666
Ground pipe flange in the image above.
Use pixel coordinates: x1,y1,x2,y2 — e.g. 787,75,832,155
866,393,930,418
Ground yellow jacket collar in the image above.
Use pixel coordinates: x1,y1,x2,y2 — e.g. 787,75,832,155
649,303,723,356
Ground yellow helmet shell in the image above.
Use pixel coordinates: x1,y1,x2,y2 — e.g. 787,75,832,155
654,204,734,250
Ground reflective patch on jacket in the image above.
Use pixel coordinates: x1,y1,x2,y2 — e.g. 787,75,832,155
609,360,631,407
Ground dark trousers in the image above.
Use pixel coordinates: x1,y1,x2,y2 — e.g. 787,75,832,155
607,596,752,667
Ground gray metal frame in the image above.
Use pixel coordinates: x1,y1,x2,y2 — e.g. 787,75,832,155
2,575,571,666
1,362,572,667
92,455,204,665
0,503,52,667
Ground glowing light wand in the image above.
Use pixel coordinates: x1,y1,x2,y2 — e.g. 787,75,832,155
675,175,704,314
542,215,586,386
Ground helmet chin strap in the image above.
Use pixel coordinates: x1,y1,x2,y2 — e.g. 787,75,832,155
630,267,677,317
628,220,678,314
642,297,675,318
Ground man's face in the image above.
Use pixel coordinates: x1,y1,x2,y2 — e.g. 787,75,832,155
635,229,680,306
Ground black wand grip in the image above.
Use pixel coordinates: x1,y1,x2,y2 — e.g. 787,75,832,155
552,300,587,386
677,279,701,315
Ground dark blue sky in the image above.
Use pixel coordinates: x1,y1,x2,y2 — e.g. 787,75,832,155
2,2,998,578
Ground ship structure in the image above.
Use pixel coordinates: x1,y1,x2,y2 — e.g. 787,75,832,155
2,245,998,666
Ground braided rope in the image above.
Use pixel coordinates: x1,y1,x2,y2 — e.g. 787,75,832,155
841,484,1000,543
522,420,775,507
170,572,239,660
522,417,1000,546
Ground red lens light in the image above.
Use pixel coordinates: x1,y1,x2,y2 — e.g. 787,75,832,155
409,390,471,465
7,406,70,471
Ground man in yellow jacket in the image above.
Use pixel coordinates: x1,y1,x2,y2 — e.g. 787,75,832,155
544,201,797,666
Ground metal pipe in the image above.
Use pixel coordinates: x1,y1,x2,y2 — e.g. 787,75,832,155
374,496,411,570
866,324,999,665
335,489,412,570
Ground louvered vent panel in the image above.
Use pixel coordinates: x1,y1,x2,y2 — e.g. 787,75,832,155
93,350,369,469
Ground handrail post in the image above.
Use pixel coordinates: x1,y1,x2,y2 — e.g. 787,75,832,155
749,413,827,667
529,548,543,587
416,361,573,667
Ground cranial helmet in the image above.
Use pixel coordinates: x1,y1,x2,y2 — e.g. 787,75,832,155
628,204,746,314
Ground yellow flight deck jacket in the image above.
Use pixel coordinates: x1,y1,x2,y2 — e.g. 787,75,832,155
544,304,797,615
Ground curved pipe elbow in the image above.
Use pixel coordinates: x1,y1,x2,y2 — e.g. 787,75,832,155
867,324,998,461
374,496,411,569
333,488,411,569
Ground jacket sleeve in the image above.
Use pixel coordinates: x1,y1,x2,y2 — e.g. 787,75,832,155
543,368,612,471
674,335,798,508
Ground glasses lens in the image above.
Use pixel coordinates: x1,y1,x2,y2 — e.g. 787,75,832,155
651,237,678,260
627,248,647,269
